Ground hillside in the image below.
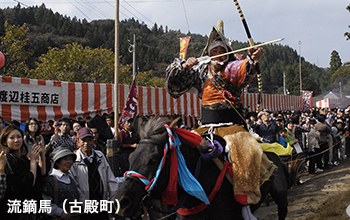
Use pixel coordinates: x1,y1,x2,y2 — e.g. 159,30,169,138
0,4,335,96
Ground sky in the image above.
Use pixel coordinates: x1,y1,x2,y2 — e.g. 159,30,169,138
1,0,349,68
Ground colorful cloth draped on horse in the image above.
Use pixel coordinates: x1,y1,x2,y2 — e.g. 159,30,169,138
196,125,276,205
260,142,293,156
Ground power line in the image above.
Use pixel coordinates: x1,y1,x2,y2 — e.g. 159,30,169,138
180,0,190,33
78,0,110,19
65,0,93,20
122,0,154,25
101,0,132,21
120,3,144,23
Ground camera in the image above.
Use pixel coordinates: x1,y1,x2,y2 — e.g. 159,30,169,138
54,121,62,127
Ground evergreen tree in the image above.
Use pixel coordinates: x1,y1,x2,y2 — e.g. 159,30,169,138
329,50,342,73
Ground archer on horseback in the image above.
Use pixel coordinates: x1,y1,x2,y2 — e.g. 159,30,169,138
166,21,276,220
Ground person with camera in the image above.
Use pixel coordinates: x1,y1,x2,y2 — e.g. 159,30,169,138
49,118,75,151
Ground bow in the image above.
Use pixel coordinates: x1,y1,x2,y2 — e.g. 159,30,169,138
233,0,263,112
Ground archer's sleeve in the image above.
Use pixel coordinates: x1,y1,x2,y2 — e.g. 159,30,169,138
165,58,198,98
225,57,260,90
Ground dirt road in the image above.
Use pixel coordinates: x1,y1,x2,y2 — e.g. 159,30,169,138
254,158,350,220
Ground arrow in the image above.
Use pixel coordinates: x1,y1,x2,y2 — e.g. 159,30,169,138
197,38,284,63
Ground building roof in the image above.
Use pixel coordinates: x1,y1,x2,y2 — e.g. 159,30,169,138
323,91,340,99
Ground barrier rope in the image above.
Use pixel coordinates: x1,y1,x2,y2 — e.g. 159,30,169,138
282,139,343,164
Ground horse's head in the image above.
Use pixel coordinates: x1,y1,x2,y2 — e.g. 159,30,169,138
115,117,172,217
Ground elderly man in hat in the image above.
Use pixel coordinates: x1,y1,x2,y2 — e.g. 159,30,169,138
166,21,275,220
70,127,119,219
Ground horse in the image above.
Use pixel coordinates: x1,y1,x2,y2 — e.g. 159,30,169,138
114,117,295,220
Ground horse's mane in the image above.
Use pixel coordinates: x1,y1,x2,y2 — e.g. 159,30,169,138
139,117,171,144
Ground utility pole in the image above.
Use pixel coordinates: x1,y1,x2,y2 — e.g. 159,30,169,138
114,0,120,138
299,41,302,95
283,71,286,95
106,0,120,177
128,34,136,80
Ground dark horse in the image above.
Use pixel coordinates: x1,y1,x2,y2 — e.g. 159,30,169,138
114,118,295,220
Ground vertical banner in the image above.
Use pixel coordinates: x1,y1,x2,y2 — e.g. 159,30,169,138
179,36,191,59
118,79,138,130
302,90,313,110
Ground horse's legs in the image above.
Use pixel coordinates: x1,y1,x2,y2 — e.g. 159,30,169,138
264,152,289,220
269,190,288,220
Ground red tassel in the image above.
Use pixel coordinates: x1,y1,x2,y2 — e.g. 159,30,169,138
173,128,202,148
162,149,179,205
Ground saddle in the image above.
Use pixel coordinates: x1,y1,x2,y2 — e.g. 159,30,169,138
194,124,276,205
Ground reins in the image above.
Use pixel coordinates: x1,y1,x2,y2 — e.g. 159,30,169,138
125,125,233,217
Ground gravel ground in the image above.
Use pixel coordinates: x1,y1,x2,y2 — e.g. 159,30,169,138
254,158,350,220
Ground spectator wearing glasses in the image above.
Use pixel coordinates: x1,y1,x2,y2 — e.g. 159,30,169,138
24,118,45,159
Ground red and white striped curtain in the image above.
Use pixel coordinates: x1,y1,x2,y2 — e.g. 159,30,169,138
242,93,303,112
0,76,303,123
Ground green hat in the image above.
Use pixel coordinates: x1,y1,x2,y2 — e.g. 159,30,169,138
51,147,76,166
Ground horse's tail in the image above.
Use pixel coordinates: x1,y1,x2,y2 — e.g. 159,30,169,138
281,153,305,188
264,152,292,189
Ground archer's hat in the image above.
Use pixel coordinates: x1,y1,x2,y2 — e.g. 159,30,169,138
201,20,234,61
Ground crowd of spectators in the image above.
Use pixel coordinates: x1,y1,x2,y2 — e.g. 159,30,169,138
0,105,350,218
0,113,122,219
246,105,350,174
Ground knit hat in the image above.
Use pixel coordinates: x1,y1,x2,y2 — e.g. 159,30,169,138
77,127,93,139
51,147,76,166
309,118,317,125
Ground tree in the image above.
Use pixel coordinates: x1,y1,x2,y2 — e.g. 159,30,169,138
329,50,342,73
0,10,5,36
0,21,31,76
28,43,115,82
331,65,350,87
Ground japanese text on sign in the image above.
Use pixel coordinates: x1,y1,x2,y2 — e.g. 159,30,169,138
0,82,61,106
7,199,120,214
